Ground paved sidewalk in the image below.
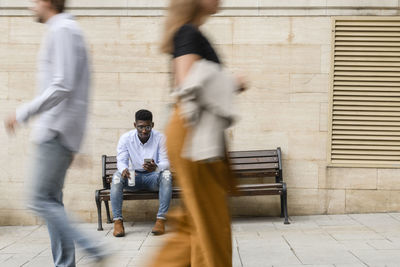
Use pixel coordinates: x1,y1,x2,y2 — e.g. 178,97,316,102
1,213,400,266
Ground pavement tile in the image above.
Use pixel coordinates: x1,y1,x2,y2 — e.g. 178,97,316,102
349,214,400,233
338,240,375,251
78,255,133,267
1,253,37,267
329,231,384,241
283,232,341,249
22,256,54,267
0,254,13,262
239,246,300,266
333,264,367,267
273,265,333,267
350,249,400,267
366,239,400,250
293,248,361,265
0,241,48,254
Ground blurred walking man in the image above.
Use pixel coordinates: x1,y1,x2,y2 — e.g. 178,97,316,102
4,0,106,266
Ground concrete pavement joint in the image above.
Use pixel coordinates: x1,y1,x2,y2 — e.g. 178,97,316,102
0,225,42,252
388,213,400,223
235,237,244,267
137,231,150,251
282,235,303,265
348,250,370,267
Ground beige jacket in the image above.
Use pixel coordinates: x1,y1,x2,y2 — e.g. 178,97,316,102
172,59,240,161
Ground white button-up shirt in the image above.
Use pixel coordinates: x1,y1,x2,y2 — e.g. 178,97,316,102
16,13,90,152
117,130,170,173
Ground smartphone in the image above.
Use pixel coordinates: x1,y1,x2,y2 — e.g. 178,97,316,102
144,158,153,164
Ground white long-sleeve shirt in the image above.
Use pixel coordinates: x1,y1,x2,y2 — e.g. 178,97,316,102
117,130,170,173
16,13,90,152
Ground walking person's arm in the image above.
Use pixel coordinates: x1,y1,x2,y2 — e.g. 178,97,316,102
5,27,77,133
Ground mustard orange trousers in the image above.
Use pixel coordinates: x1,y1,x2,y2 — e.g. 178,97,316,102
149,107,233,267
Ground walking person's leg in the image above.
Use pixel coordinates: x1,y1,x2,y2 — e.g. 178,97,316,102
149,107,233,267
189,161,232,267
29,138,104,267
29,138,76,267
148,205,192,267
148,107,194,266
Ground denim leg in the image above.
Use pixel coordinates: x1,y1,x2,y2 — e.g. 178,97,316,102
140,171,173,219
29,139,76,267
110,171,128,221
29,138,101,267
157,170,173,219
111,171,141,221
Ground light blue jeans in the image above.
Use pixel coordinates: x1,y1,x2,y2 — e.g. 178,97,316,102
28,137,102,267
110,170,172,221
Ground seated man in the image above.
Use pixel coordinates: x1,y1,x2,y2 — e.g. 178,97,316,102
111,109,172,237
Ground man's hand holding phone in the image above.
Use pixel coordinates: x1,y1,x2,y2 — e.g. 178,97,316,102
143,159,157,172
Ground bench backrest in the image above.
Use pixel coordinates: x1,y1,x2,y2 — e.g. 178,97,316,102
101,147,282,189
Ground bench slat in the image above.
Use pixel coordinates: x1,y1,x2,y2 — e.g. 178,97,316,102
106,163,117,169
232,163,278,171
237,183,283,189
239,188,282,196
105,156,117,163
229,150,277,158
106,169,117,175
230,157,278,164
99,189,181,201
235,172,278,178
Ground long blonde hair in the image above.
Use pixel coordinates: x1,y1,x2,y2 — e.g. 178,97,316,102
160,0,203,54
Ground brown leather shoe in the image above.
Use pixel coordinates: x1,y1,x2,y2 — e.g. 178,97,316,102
113,219,125,237
151,219,165,235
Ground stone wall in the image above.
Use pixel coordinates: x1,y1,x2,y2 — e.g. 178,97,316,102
1,0,400,16
1,1,400,225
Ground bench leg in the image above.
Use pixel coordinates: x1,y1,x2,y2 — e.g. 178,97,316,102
281,183,290,224
95,190,103,231
105,200,112,224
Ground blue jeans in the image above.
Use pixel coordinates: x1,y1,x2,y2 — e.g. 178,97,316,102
110,170,172,220
28,137,102,267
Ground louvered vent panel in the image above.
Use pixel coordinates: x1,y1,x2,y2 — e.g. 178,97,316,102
331,18,400,165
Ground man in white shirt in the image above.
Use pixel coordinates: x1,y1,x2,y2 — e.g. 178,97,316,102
4,0,107,266
111,109,172,237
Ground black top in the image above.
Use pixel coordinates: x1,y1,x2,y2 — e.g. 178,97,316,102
173,24,220,64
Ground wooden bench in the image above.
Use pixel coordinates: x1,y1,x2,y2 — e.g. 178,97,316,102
95,147,289,230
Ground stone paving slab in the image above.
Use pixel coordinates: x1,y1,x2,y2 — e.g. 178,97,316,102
1,213,400,266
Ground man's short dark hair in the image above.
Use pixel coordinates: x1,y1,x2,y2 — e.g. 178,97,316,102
46,0,66,13
135,109,153,122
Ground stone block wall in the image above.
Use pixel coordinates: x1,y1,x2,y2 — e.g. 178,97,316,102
1,0,400,225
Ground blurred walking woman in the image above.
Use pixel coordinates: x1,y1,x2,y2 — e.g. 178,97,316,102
149,0,245,266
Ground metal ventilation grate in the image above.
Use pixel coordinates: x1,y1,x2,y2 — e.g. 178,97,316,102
330,17,400,166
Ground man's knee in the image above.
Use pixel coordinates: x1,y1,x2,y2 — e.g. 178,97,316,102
112,171,124,187
27,197,42,214
160,170,172,185
28,195,56,217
